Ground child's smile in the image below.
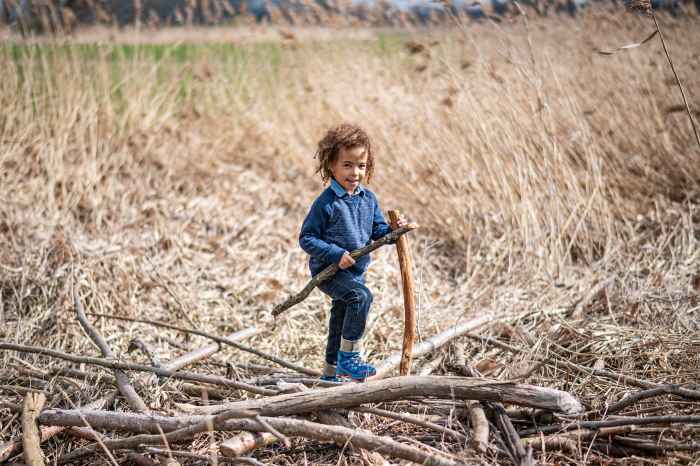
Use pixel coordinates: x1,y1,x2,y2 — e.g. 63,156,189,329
330,146,368,195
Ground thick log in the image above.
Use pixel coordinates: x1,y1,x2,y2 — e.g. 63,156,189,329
21,392,46,466
0,342,277,396
388,210,416,376
74,292,149,412
45,412,458,466
175,375,583,415
272,223,419,317
373,315,495,379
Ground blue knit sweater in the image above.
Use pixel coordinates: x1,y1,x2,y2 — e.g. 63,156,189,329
299,179,392,276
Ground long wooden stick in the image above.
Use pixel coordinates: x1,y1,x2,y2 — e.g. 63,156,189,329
174,375,583,415
272,223,419,317
388,210,416,376
21,392,46,466
372,314,495,379
0,342,277,396
87,313,317,376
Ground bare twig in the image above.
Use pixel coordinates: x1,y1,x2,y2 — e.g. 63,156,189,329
0,342,277,396
88,313,317,376
74,290,149,412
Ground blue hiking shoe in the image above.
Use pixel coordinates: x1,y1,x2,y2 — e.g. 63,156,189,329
337,351,376,381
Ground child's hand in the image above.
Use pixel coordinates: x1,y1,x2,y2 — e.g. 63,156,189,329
339,252,355,269
394,213,408,229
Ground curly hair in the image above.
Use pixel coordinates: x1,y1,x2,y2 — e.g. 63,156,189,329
314,123,375,185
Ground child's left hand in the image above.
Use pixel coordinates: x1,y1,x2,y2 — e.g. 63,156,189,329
394,214,408,229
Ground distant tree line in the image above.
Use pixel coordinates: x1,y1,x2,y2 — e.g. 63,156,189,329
1,0,698,35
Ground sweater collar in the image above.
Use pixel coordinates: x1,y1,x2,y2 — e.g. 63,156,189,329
330,178,365,198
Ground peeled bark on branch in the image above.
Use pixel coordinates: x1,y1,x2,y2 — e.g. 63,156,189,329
272,224,419,317
0,342,277,396
220,432,278,457
176,375,583,416
21,392,46,466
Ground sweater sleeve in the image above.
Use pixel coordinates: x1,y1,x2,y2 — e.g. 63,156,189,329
299,196,346,265
370,193,393,241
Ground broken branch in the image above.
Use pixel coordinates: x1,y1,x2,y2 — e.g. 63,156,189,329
272,223,419,317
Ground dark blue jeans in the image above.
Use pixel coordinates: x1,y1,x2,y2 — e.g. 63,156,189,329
317,269,373,366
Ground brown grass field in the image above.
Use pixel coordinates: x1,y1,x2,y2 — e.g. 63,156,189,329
1,10,700,465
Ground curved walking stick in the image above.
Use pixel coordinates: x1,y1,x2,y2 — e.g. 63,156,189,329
388,210,416,376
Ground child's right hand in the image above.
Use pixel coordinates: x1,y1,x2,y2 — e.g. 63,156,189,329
339,252,355,269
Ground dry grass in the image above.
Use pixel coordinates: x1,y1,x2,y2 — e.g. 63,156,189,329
1,11,699,465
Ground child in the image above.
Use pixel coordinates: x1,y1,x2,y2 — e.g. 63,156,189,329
299,123,406,382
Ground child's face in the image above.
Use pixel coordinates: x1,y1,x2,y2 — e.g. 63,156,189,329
330,146,368,194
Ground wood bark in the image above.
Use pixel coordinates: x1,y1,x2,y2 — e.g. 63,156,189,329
372,315,495,379
175,375,583,415
272,223,419,317
0,342,277,396
388,210,416,376
21,392,46,466
74,292,149,412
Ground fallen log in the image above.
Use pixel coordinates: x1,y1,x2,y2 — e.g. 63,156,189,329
21,392,46,466
0,342,277,396
174,375,583,415
46,412,459,466
272,224,419,317
373,315,495,379
141,447,265,465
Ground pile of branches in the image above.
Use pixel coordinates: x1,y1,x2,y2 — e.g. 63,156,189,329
2,277,700,465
